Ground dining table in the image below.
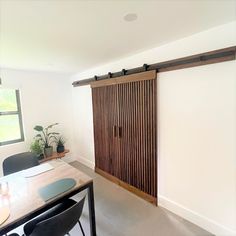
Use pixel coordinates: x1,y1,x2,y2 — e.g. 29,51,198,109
0,159,96,236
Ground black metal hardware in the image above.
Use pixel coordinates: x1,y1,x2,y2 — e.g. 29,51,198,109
118,127,122,138
122,69,126,75
143,64,149,71
108,72,112,78
72,46,236,87
113,125,117,137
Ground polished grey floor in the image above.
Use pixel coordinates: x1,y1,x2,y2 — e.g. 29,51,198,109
11,161,213,236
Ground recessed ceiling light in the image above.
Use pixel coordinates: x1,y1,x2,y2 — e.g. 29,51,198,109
124,13,138,22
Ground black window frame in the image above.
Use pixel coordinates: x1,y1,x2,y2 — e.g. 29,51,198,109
0,89,25,146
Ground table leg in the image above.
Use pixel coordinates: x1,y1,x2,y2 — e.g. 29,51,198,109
87,181,97,236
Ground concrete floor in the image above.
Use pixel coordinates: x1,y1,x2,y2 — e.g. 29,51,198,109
69,161,212,236
11,161,213,236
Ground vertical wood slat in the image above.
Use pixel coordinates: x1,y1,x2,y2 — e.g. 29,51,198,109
109,85,117,176
92,73,157,203
117,79,157,198
153,79,157,197
92,85,118,175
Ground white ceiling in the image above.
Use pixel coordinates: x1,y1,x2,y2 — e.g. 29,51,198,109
0,0,235,74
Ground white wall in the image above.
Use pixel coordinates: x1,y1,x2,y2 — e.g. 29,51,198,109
0,69,74,176
158,62,236,235
71,21,236,235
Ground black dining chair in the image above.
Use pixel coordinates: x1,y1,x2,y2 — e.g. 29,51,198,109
23,197,86,236
3,152,39,176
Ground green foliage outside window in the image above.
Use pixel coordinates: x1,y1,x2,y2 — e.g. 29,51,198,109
0,89,24,145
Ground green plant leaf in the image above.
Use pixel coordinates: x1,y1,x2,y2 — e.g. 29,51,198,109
33,123,59,149
34,125,43,131
49,135,58,141
48,132,59,135
37,137,45,142
30,139,43,155
46,123,59,129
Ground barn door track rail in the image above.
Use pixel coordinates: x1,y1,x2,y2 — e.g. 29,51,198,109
72,46,236,87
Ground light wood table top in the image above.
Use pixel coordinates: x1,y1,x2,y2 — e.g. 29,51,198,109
0,160,93,233
0,206,10,225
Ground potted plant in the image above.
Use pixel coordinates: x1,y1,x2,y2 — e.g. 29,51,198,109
30,139,44,160
55,135,66,153
34,123,59,157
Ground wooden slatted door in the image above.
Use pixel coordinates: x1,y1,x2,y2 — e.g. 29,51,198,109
92,85,118,175
91,71,157,205
117,79,157,204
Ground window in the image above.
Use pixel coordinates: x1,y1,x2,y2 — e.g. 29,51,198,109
0,89,24,145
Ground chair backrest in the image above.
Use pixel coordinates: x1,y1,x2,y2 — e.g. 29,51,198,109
30,197,86,236
3,152,39,176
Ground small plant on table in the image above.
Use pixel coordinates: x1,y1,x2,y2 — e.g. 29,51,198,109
33,123,59,157
55,135,66,153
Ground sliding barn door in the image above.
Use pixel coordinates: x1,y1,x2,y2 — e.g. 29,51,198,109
117,79,157,199
91,71,157,204
92,85,118,175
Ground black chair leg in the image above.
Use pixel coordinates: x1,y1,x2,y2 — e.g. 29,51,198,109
78,220,85,236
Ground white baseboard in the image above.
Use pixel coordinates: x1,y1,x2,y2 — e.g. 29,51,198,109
159,195,236,236
76,156,95,170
